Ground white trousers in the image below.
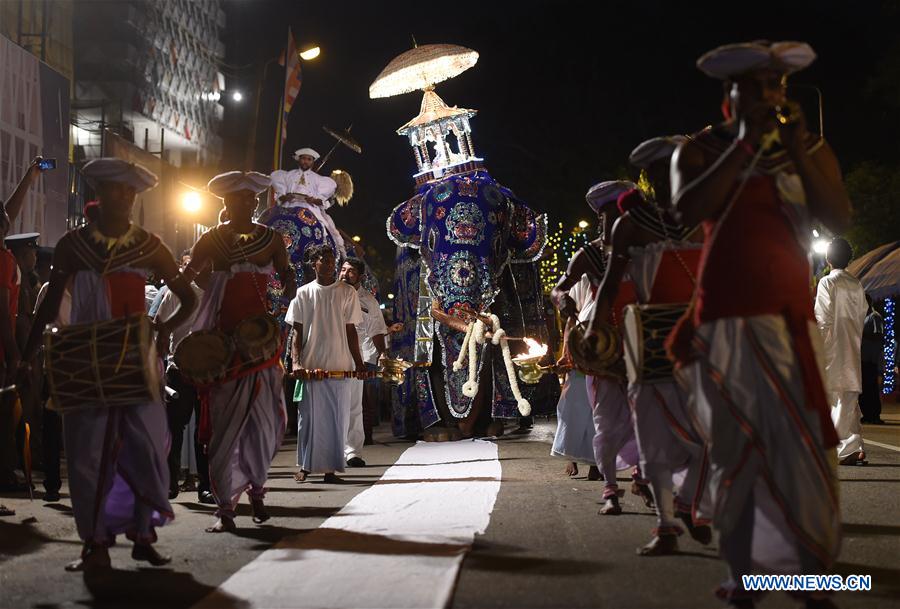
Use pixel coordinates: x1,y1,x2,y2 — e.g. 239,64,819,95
830,391,865,459
345,379,365,460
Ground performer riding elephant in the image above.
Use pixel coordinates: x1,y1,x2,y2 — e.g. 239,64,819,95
260,147,375,313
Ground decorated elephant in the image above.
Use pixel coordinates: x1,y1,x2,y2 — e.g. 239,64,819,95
387,168,559,437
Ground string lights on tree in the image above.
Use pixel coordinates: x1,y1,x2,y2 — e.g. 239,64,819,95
884,297,896,395
538,219,593,294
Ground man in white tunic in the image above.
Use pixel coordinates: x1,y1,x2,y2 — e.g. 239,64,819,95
339,257,388,467
288,245,365,483
815,237,868,465
269,147,344,257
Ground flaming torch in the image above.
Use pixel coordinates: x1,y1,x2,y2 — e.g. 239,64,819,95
512,338,550,384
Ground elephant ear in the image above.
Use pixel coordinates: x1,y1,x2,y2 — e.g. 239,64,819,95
507,198,548,263
386,194,423,248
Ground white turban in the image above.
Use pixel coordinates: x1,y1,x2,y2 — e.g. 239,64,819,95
585,180,636,213
697,41,816,80
629,136,687,169
82,158,158,192
293,147,320,161
206,171,271,198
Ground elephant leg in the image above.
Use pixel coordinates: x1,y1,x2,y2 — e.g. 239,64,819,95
458,361,496,438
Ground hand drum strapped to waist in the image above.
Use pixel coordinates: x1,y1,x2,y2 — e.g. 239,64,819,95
175,314,281,385
44,313,161,412
622,303,688,384
566,320,626,380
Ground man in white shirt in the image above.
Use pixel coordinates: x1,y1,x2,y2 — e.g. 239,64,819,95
287,245,365,483
815,237,869,465
339,257,389,467
269,147,344,257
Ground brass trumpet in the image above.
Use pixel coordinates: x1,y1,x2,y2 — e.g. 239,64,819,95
775,100,802,125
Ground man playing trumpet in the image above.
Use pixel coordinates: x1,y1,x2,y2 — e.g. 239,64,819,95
668,41,850,606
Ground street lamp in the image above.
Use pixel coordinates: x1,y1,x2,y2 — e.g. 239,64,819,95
812,238,829,255
182,191,202,213
352,235,362,242
578,220,589,229
300,46,321,61
232,91,243,102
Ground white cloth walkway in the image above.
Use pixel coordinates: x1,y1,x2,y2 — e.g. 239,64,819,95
194,439,501,609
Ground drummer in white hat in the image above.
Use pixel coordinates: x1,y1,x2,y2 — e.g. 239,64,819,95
185,170,295,534
19,157,198,571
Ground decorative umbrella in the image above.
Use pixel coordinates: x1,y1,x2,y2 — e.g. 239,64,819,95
369,44,479,99
316,124,362,173
847,240,900,301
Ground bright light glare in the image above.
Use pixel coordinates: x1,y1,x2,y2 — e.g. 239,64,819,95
300,46,321,61
812,239,829,255
578,220,589,229
812,229,820,238
352,235,362,242
387,293,395,300
182,191,202,213
232,91,243,102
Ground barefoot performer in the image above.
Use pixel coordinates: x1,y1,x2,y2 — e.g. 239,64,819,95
668,41,849,604
185,171,294,533
587,138,712,555
20,158,198,570
552,180,647,514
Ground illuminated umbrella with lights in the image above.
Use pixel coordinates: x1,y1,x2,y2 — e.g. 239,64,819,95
369,44,479,99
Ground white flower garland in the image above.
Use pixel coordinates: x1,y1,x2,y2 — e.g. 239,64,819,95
452,321,475,372
462,320,481,398
448,314,532,415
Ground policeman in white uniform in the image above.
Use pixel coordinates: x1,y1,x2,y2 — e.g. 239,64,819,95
270,147,344,257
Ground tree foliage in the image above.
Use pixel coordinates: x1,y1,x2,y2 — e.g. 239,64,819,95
844,161,900,256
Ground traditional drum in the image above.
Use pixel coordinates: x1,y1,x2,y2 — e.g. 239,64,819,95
567,320,625,380
233,314,281,365
45,313,160,412
174,330,235,385
622,303,688,384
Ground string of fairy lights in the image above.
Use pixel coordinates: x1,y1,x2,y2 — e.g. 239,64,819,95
884,297,896,394
539,218,592,293
538,220,896,397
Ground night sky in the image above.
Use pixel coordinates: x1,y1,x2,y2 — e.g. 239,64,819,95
219,0,899,276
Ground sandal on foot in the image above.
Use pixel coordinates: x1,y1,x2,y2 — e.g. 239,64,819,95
631,481,655,509
65,545,110,572
132,543,172,566
250,498,270,524
676,511,713,545
598,496,622,515
205,517,236,533
637,534,679,556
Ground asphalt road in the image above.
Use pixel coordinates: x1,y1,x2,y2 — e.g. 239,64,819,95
1,407,898,609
